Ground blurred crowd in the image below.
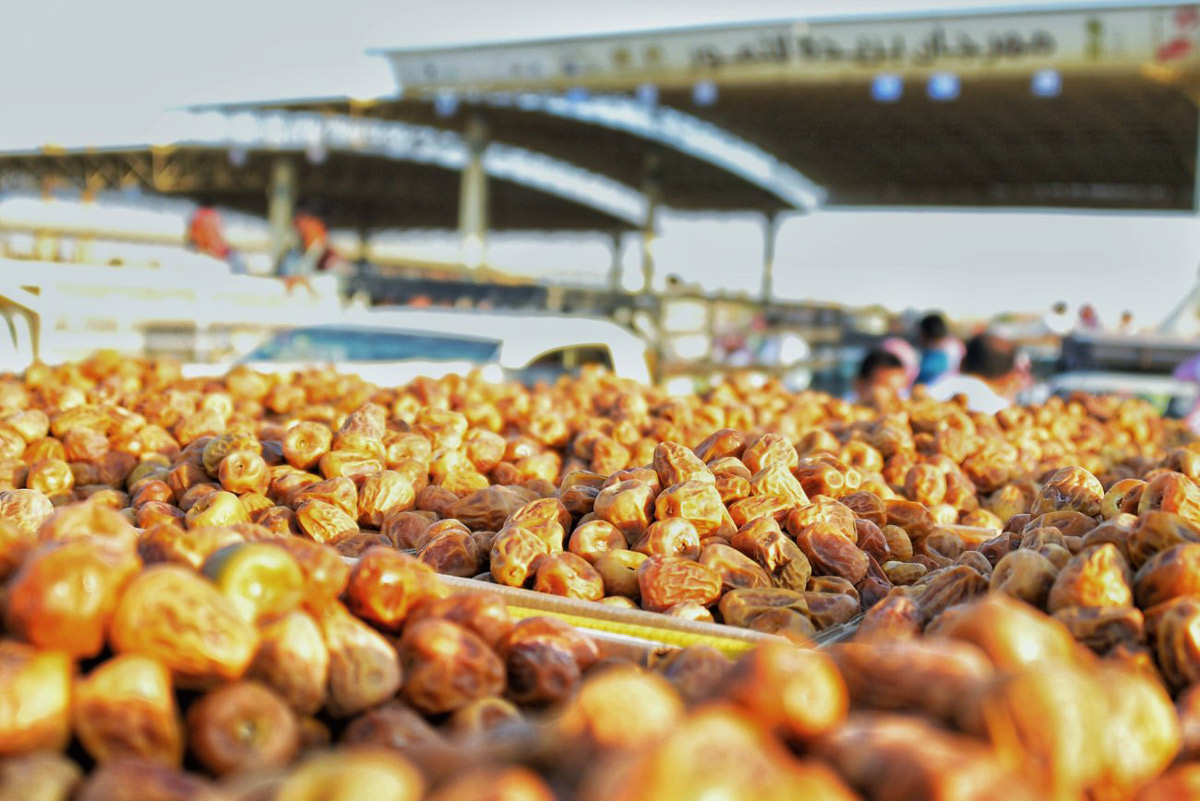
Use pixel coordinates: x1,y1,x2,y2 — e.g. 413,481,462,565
854,311,1032,415
1043,300,1138,337
187,202,347,293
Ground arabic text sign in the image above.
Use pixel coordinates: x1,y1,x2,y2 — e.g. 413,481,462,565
387,5,1200,91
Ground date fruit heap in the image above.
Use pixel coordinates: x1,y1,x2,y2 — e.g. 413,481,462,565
1,355,1200,797
0,508,1191,800
0,357,1189,639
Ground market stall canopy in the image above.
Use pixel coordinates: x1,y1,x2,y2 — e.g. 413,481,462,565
277,3,1200,212
0,111,647,232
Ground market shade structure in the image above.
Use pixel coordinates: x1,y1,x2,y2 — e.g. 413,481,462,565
0,110,647,233
278,3,1200,212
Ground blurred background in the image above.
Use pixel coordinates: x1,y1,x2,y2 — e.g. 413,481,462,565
5,0,1200,411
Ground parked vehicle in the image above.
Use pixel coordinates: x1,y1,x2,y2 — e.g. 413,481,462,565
213,308,652,386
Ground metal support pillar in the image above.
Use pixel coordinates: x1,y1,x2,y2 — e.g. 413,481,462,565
608,231,624,294
1194,96,1200,216
76,177,101,264
640,164,664,384
34,177,58,262
640,177,661,295
267,157,297,272
459,114,489,271
761,211,783,305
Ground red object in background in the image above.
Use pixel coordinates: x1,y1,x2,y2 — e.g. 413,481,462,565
293,212,342,271
188,208,231,259
1158,6,1199,61
1158,38,1193,61
293,212,327,253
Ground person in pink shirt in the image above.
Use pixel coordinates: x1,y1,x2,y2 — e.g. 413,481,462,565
880,336,920,390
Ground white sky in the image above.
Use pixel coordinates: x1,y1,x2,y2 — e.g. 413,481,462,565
2,0,1195,326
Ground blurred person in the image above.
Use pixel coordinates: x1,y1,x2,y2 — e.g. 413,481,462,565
1116,310,1137,335
927,333,1022,415
1175,354,1200,434
853,348,909,405
1077,303,1102,332
277,204,347,297
879,336,919,389
187,203,245,274
1042,301,1074,337
915,312,964,386
292,206,346,275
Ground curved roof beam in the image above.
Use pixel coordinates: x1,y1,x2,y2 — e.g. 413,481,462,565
11,110,649,227
479,92,826,210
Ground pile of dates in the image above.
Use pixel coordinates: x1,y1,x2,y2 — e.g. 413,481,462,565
0,355,1199,796
0,507,1192,800
0,355,1190,641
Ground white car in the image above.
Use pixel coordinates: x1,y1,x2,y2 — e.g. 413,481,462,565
216,308,652,387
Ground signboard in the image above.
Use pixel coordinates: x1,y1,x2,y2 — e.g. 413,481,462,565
382,5,1200,92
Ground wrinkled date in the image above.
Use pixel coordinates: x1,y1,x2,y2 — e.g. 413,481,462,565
795,523,869,584
399,619,505,715
637,556,723,613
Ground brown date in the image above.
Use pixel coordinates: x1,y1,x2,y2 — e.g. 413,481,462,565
1031,465,1104,518
186,680,299,776
534,552,605,601
5,537,139,658
990,549,1058,608
654,480,728,538
593,549,647,598
1046,543,1133,614
399,619,505,715
633,517,701,560
637,556,723,613
1052,605,1144,654
729,516,812,592
345,547,448,632
110,564,258,688
593,479,656,541
699,542,771,592
567,518,627,563
418,529,481,578
795,522,869,584
319,603,404,718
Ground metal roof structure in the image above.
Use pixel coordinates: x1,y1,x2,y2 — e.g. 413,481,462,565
0,111,647,232
273,2,1200,212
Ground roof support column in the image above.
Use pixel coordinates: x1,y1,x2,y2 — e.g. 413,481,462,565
1194,97,1200,215
761,211,783,304
459,114,489,271
640,175,661,295
267,156,297,272
608,231,624,294
34,177,59,262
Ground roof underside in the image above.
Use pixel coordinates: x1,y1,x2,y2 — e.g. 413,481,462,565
660,74,1197,210
0,147,637,232
281,98,790,212
286,70,1197,212
340,3,1200,213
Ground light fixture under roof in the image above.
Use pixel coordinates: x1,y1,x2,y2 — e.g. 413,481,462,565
433,91,459,118
693,80,718,107
635,83,659,107
927,72,960,101
872,73,903,103
1032,69,1062,97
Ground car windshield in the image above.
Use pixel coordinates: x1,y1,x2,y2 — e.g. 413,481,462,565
241,327,501,364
